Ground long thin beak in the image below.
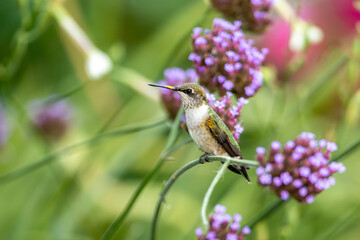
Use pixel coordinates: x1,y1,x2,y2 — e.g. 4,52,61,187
148,83,178,91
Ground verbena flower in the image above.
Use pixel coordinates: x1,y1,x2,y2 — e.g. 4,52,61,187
0,103,9,147
158,68,197,119
190,18,267,99
207,92,248,142
196,204,251,240
28,98,73,141
255,132,346,204
210,0,274,33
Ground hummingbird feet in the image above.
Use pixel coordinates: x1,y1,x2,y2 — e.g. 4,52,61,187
199,153,214,164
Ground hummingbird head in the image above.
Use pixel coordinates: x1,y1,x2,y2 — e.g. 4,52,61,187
148,83,208,109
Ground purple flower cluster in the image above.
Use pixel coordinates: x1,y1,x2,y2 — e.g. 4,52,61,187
29,98,73,141
158,68,197,119
207,92,248,142
210,0,274,33
0,103,9,147
255,132,346,204
190,18,267,99
196,205,251,240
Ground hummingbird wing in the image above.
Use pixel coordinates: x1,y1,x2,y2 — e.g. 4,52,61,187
205,114,251,182
205,115,242,157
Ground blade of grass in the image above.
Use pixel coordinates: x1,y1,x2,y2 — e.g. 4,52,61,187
151,157,258,240
154,6,211,80
246,199,285,228
313,205,360,240
283,53,348,124
45,81,90,104
100,107,184,240
0,119,166,184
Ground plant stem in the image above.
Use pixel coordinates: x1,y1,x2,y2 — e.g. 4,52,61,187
1,0,50,82
154,6,211,80
0,119,166,184
150,157,258,240
283,54,347,123
45,81,90,104
201,160,231,228
151,159,201,240
101,108,184,240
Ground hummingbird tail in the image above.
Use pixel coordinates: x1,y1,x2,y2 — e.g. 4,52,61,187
227,164,251,183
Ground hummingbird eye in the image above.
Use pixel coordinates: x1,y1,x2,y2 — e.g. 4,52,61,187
185,89,192,94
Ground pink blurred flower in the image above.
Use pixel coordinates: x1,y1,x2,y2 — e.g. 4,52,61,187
258,0,360,76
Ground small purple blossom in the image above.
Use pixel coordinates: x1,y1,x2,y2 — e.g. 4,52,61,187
265,163,273,172
256,132,345,204
233,213,242,223
195,228,203,237
191,18,267,98
326,142,338,152
306,195,315,204
300,132,315,140
293,179,303,188
299,187,308,197
299,166,311,177
256,166,265,176
256,147,266,154
271,141,281,151
319,139,327,148
223,81,234,90
286,140,295,149
291,152,302,161
28,98,73,141
242,226,251,235
230,222,240,232
273,176,282,187
259,174,272,185
280,190,290,200
205,57,214,65
214,204,226,214
319,167,330,177
280,172,293,185
329,162,346,173
193,27,203,36
196,205,250,240
274,153,284,163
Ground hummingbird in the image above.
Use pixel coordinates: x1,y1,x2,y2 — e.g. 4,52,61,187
149,82,250,182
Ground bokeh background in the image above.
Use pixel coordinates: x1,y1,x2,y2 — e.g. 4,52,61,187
1,0,360,239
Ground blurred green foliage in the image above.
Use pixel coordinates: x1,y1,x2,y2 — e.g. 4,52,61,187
1,0,360,240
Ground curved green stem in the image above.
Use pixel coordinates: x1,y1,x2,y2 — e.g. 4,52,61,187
150,157,258,240
0,119,166,184
151,159,201,240
45,81,90,104
206,156,259,167
201,160,230,228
